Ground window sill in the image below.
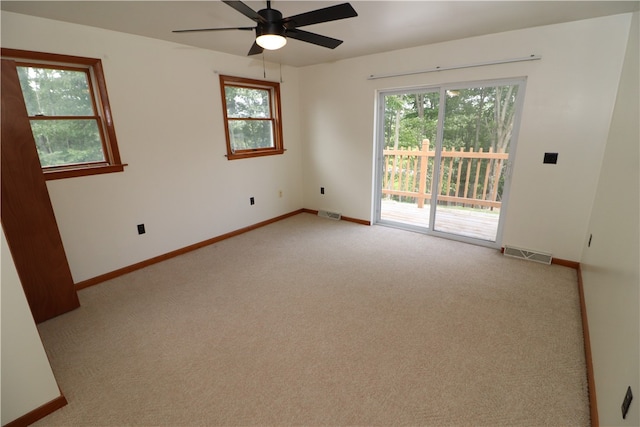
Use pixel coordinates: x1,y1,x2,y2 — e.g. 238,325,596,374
226,149,285,160
43,163,127,181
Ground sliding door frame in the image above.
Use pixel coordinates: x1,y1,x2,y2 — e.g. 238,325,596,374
373,77,528,248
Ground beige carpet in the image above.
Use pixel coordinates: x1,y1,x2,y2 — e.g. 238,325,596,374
35,213,589,426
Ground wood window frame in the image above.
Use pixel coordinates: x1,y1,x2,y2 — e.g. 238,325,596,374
219,74,285,160
1,48,126,180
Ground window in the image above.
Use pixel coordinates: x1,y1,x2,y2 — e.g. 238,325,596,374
1,48,125,180
220,75,284,160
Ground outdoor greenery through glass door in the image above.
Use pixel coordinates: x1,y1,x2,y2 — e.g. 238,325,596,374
379,81,523,243
380,89,440,226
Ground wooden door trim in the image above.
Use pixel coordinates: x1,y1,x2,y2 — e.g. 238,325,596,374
1,59,80,323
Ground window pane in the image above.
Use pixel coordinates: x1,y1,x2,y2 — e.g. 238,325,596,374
229,120,274,151
225,86,271,118
30,120,105,167
17,66,94,117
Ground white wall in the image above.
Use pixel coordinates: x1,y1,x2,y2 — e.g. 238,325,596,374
299,13,632,261
1,11,304,283
581,12,639,427
1,230,62,425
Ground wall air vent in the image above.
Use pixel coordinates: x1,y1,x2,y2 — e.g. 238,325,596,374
317,210,341,220
503,245,552,265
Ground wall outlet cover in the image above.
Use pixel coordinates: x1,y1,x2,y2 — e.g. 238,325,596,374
543,152,558,164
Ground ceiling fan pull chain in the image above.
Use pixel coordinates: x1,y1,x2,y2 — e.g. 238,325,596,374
263,53,266,78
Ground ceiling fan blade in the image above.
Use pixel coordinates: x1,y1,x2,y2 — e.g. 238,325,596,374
172,27,254,33
283,3,357,29
222,1,265,23
248,41,264,56
285,28,343,49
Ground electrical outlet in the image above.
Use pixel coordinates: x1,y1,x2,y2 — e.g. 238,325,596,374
543,152,558,164
250,197,255,205
137,224,145,235
622,386,633,419
321,187,325,194
278,190,283,198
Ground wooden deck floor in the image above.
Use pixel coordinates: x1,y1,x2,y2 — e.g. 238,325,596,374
379,199,500,241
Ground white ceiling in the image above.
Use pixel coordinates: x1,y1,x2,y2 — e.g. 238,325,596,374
2,1,638,67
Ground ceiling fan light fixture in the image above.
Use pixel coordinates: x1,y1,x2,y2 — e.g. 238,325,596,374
256,34,287,50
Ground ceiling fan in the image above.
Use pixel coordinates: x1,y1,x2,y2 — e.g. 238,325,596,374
172,1,358,55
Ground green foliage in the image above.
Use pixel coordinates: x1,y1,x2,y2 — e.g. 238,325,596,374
384,92,439,149
18,66,93,116
383,84,520,207
17,66,105,167
225,86,270,118
224,85,274,150
384,86,518,152
228,120,273,151
30,120,104,167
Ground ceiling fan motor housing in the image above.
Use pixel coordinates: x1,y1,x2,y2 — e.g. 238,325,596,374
256,8,285,37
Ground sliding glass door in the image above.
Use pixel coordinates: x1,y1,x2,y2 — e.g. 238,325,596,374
378,88,440,228
375,78,526,246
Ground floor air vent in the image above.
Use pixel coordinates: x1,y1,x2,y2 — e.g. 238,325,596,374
503,246,552,265
317,210,341,220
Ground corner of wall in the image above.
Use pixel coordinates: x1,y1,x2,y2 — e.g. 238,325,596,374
580,10,639,426
1,231,64,425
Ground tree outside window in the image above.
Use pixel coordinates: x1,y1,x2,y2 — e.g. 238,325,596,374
18,65,106,167
220,75,284,160
1,48,125,180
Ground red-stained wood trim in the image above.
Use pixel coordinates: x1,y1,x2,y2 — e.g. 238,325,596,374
225,148,286,160
551,257,580,269
76,209,305,290
343,216,371,226
499,248,597,425
92,57,122,166
1,48,124,180
76,209,371,290
43,163,127,181
219,74,284,161
2,59,80,323
577,264,599,427
499,247,581,270
2,48,98,66
3,395,68,427
26,115,100,121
